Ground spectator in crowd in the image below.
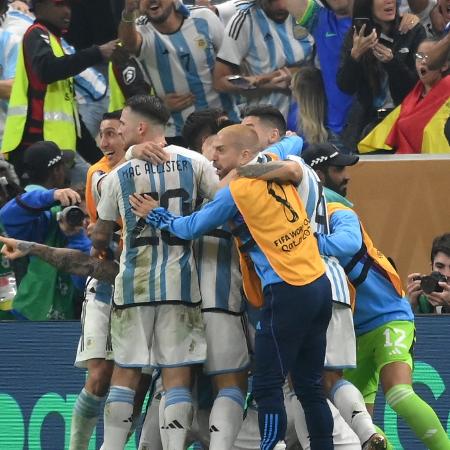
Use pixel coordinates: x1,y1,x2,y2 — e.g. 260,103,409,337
213,0,314,119
118,0,239,145
0,0,20,146
358,37,450,153
337,0,426,139
1,0,118,179
406,0,450,37
288,66,329,147
0,141,91,320
286,0,419,151
286,0,355,148
407,233,450,314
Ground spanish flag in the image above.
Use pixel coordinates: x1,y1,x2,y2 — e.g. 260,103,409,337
358,76,450,154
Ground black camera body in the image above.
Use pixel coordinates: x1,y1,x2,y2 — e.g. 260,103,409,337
415,271,448,294
57,206,85,228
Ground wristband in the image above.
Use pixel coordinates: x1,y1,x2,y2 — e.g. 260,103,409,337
125,146,135,161
121,9,136,23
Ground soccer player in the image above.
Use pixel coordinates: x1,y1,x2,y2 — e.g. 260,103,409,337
302,143,450,450
129,124,334,450
213,0,314,118
118,0,239,144
69,110,126,450
91,94,218,450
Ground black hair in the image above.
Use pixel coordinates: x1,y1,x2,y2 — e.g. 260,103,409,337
182,109,227,152
241,105,287,136
125,95,170,126
351,0,400,95
102,110,122,121
431,233,450,263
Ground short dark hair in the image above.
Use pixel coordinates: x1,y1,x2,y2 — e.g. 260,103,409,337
182,109,227,151
431,233,450,263
241,105,286,136
102,110,122,121
125,95,170,126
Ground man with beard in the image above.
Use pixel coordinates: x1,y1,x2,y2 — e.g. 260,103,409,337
118,0,239,145
213,0,314,118
301,144,450,450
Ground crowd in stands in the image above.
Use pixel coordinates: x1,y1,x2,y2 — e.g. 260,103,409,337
0,0,448,320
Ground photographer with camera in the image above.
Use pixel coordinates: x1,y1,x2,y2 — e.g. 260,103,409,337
407,233,450,313
0,140,91,320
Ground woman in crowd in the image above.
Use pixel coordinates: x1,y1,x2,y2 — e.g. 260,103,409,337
358,37,450,153
337,0,426,138
288,66,354,152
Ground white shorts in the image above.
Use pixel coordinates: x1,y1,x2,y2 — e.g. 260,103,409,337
75,285,113,368
324,303,356,370
112,303,207,368
203,311,250,375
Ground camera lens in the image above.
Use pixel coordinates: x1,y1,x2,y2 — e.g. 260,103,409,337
64,207,85,227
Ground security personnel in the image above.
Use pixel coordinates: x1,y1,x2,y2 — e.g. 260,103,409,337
1,0,117,178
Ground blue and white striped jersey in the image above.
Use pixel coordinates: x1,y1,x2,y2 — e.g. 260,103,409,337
97,145,219,306
216,0,253,25
289,156,351,306
193,201,243,313
136,8,239,137
217,1,314,117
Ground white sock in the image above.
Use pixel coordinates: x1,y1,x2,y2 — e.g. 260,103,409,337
209,387,245,450
331,379,376,444
163,387,193,450
103,386,135,450
70,388,104,450
139,393,163,450
159,393,169,449
287,391,359,449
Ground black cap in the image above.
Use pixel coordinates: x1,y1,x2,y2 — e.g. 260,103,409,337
301,143,359,168
24,141,65,172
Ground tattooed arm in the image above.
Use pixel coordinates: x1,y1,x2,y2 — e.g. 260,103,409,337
236,160,303,185
0,236,118,284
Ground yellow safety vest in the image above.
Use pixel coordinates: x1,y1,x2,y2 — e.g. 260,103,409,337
2,25,77,154
108,62,126,113
229,177,325,307
327,202,404,297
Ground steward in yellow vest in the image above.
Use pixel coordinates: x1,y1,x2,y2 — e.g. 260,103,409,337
1,0,117,176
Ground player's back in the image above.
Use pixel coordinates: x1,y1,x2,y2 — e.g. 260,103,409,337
98,145,218,307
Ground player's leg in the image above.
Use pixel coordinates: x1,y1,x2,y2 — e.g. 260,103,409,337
204,311,250,450
153,303,207,450
70,287,114,450
379,321,450,450
323,304,385,449
138,374,164,450
253,278,333,450
288,276,334,450
103,305,155,450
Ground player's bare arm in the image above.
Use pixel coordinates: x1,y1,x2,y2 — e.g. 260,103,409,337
237,160,303,184
91,219,116,251
0,236,118,284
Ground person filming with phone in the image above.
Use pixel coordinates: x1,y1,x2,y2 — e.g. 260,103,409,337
337,0,426,139
407,233,450,314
